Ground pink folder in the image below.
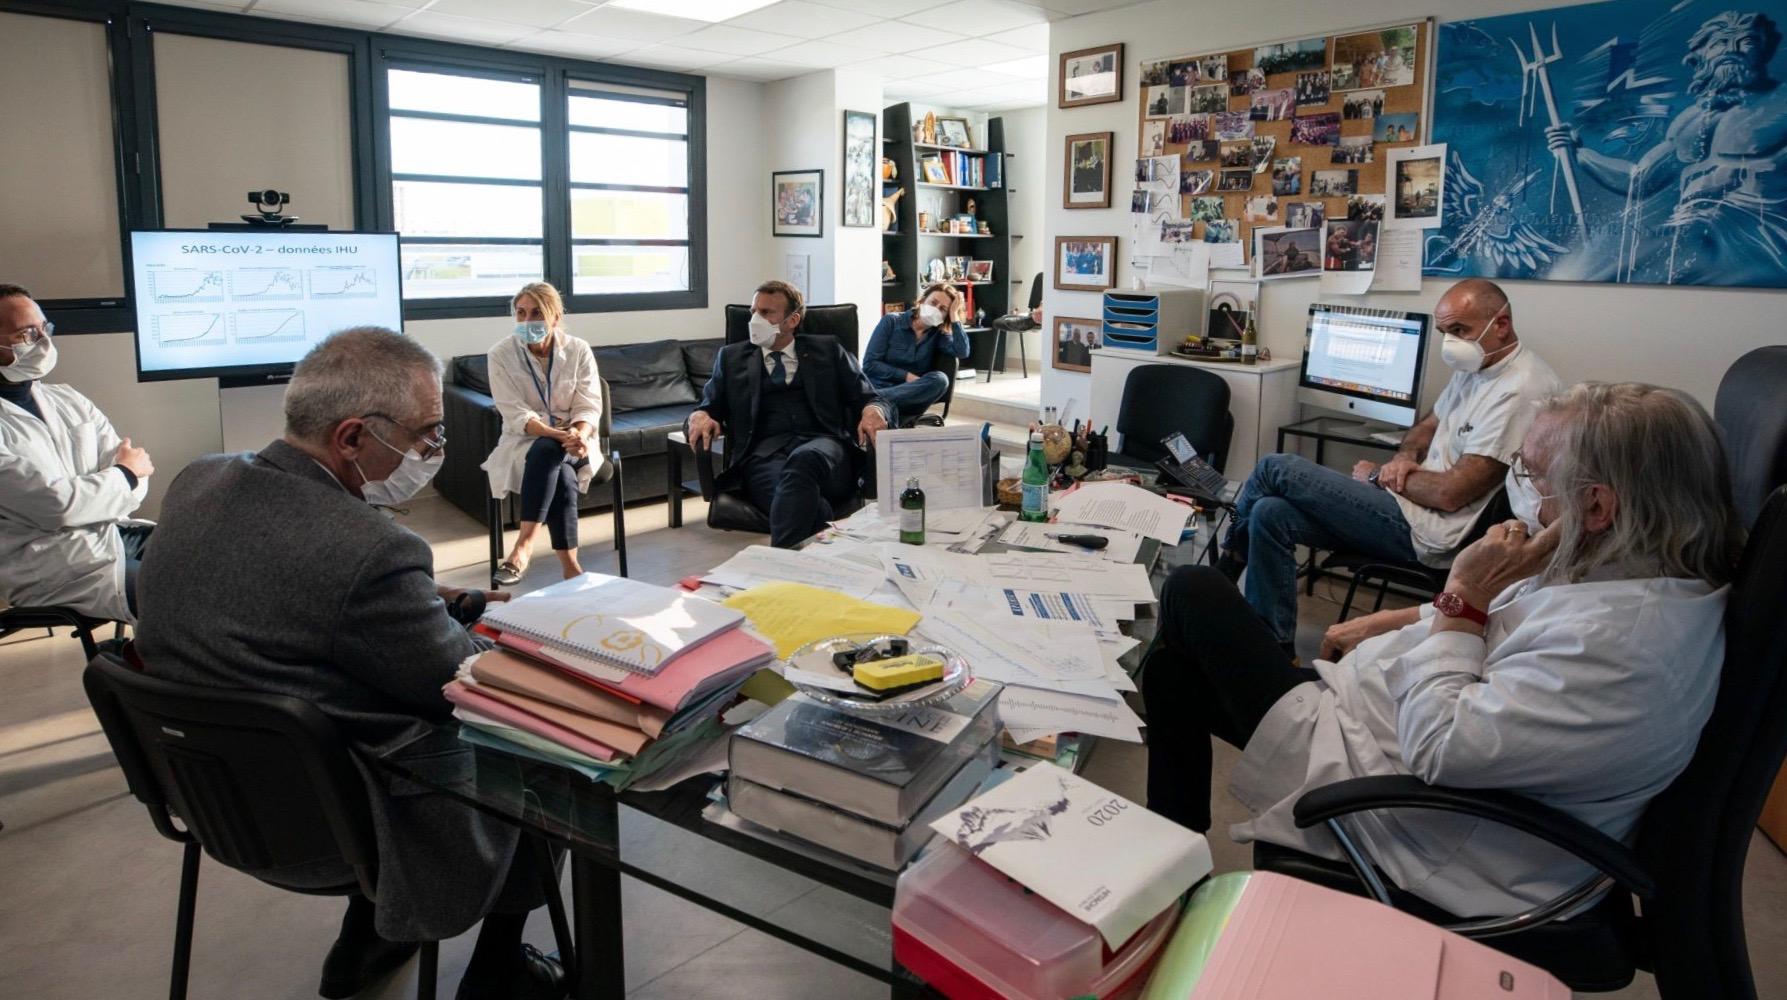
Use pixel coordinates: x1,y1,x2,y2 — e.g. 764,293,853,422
444,679,624,762
1187,872,1569,1000
492,626,773,713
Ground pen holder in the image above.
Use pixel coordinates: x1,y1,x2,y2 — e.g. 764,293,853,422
1084,432,1109,473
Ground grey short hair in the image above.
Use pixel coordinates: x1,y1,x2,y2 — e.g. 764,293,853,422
284,327,442,443
1541,382,1743,586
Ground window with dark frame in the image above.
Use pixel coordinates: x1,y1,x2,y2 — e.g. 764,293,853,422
566,79,692,298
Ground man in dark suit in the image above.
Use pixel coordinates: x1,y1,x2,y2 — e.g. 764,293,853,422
134,328,563,1000
686,280,890,547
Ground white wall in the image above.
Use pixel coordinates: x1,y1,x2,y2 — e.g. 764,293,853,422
1043,0,1786,415
1000,106,1047,367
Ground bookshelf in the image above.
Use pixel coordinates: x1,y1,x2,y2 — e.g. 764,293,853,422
881,103,1011,338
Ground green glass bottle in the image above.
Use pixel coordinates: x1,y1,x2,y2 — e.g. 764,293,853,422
1020,430,1049,522
900,476,926,544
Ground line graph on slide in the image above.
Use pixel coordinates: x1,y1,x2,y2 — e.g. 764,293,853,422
154,312,225,348
231,268,304,301
309,267,378,298
147,268,226,305
234,309,307,344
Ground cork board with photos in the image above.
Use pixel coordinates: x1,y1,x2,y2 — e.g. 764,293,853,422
1135,20,1432,263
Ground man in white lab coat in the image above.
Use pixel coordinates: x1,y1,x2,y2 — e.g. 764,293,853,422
0,285,155,622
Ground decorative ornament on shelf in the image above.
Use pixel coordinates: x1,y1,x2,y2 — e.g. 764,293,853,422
920,112,938,146
964,197,978,218
879,187,904,232
881,156,898,181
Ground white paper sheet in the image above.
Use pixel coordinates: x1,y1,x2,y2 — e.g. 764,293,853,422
1372,227,1424,291
1320,265,1375,295
1207,242,1246,269
702,545,883,599
916,610,1110,688
1051,481,1192,544
995,686,1145,742
875,425,986,512
996,521,1145,564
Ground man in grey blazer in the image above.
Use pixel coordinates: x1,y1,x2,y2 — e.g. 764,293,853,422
134,328,564,1000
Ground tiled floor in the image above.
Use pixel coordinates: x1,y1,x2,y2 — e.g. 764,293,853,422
2,491,1784,998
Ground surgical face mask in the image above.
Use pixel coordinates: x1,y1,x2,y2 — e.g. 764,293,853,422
1507,469,1547,532
355,430,443,507
918,303,946,328
747,314,782,348
1440,303,1508,373
514,320,550,345
0,336,56,382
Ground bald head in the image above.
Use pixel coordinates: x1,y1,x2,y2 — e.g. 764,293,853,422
1434,279,1516,357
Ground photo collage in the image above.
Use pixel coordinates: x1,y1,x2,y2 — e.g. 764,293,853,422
1136,22,1429,267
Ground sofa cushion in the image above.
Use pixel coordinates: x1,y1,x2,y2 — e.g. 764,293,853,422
611,403,697,459
681,339,724,387
596,340,698,413
452,355,492,396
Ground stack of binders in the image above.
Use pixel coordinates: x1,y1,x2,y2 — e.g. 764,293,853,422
724,679,1002,870
447,573,774,784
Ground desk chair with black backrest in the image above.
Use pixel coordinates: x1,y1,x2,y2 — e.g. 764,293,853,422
1110,363,1234,473
985,271,1042,381
82,651,575,1000
1253,484,1787,996
729,302,957,425
485,377,626,587
1319,489,1512,621
0,605,122,661
697,304,875,533
1716,345,1787,529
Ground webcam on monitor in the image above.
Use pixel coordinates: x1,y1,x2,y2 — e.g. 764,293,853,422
242,189,297,227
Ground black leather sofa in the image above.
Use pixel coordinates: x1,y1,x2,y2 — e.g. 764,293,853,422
435,338,724,527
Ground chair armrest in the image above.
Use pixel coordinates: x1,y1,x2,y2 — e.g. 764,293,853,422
1292,775,1654,899
692,434,724,501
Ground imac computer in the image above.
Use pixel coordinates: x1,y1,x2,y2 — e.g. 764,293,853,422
1297,303,1431,427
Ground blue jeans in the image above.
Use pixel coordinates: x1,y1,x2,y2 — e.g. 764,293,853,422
520,436,586,551
1223,453,1417,643
874,371,950,422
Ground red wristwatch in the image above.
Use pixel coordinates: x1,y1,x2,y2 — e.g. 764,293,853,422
1433,591,1489,626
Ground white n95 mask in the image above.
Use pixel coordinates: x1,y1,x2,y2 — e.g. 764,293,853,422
0,336,56,382
356,431,442,507
918,303,946,328
1441,302,1509,373
747,315,781,347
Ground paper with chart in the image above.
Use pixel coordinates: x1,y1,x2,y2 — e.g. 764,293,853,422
702,545,884,599
874,426,986,512
916,611,1109,688
1051,482,1193,545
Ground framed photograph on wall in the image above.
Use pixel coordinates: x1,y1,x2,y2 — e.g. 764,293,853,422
1053,316,1102,373
1063,131,1113,209
772,169,822,237
841,110,876,228
1054,236,1117,291
1059,43,1123,108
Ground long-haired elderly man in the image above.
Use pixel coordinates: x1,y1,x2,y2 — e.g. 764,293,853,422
1143,382,1742,919
135,329,564,1000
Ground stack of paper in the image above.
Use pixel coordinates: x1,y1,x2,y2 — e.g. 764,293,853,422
1051,481,1194,545
720,580,922,659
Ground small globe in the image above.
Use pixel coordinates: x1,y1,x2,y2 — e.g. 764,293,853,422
1040,424,1072,465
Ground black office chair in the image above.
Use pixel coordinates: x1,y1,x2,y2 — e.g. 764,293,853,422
1715,345,1787,529
1110,364,1234,472
487,377,626,587
83,651,574,1000
727,302,955,425
985,271,1042,381
1319,489,1512,620
1255,484,1787,996
0,605,122,661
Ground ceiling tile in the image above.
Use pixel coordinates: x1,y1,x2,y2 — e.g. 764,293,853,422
913,66,1000,91
805,0,947,16
982,53,1047,78
982,22,1049,52
968,77,1044,101
426,0,590,28
519,29,641,58
387,10,536,44
722,1,876,39
899,0,1047,35
913,36,1030,66
765,38,885,68
819,20,963,54
883,79,955,99
558,5,709,42
248,0,414,27
852,53,958,80
614,44,736,71
675,24,794,55
714,57,813,81
1033,0,1137,14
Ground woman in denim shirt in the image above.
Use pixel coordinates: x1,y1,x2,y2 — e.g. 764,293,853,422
861,282,971,424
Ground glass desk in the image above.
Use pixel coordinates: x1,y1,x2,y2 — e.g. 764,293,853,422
1275,415,1402,464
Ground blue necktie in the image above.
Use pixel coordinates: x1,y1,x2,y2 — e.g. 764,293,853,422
770,350,787,387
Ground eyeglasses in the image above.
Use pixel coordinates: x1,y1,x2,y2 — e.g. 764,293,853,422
3,321,51,348
363,413,447,460
1509,451,1539,485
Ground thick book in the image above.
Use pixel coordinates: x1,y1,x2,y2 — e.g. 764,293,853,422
491,625,773,714
729,738,996,871
728,679,1001,827
481,572,743,675
928,761,1211,949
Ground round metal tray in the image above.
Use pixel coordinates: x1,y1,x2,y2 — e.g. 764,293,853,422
784,633,969,713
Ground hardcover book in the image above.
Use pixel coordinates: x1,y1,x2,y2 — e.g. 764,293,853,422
728,679,1000,827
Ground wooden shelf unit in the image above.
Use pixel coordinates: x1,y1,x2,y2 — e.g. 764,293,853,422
881,102,1010,328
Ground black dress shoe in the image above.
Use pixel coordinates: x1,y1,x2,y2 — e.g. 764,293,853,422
455,944,566,1000
318,935,419,999
1215,551,1246,584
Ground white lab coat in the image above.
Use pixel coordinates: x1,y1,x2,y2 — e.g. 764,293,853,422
480,334,606,499
1230,571,1726,918
0,382,150,622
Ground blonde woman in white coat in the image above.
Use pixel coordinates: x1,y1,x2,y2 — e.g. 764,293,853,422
483,282,604,584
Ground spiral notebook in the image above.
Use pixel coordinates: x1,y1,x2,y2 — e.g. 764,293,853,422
481,572,744,676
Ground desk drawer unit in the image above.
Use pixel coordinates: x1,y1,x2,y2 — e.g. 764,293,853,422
1101,289,1202,355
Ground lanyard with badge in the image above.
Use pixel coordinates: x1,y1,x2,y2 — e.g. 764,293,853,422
519,339,557,425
